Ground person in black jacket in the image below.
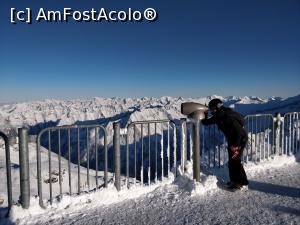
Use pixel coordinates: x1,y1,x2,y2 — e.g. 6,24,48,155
202,98,248,190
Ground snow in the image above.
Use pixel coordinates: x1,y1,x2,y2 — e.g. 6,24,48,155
1,95,299,131
0,95,300,224
8,177,175,223
0,152,299,225
0,142,114,210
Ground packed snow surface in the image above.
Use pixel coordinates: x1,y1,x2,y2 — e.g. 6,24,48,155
2,154,300,225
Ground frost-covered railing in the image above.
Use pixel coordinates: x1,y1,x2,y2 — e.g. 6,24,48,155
201,114,276,167
201,112,300,168
2,112,300,210
36,125,108,208
0,131,12,210
281,112,300,155
199,124,227,168
244,114,275,162
124,120,177,188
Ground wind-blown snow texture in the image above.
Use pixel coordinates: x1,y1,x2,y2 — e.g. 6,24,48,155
57,163,300,225
3,154,300,225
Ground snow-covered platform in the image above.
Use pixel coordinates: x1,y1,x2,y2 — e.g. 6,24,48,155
3,154,300,225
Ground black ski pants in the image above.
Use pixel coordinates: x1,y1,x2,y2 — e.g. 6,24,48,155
227,143,249,185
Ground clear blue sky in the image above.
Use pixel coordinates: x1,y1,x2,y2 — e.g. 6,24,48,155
1,0,299,103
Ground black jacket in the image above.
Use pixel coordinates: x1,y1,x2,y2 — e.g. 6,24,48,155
201,107,248,147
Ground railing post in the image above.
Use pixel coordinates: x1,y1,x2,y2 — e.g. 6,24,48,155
113,121,121,191
104,128,108,188
125,125,129,189
0,132,12,209
193,121,201,182
18,127,30,209
274,113,281,155
180,118,187,172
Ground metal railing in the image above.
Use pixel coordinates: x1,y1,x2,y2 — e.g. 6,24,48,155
2,111,299,210
200,114,276,168
19,128,30,209
244,114,275,162
36,124,108,207
282,112,300,155
0,131,12,209
0,128,30,212
201,124,227,168
125,120,177,188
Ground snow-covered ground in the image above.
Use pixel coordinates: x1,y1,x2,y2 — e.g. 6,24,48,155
1,153,299,225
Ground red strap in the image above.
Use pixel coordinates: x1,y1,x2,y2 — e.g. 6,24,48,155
231,147,241,159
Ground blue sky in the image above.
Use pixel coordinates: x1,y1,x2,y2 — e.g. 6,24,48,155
0,0,300,102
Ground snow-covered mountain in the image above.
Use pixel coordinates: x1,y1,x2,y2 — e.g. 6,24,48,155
232,95,300,115
0,95,299,131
